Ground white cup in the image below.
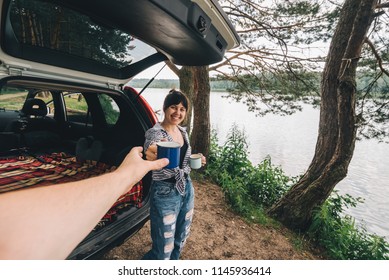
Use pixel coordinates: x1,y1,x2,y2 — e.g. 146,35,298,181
190,154,202,169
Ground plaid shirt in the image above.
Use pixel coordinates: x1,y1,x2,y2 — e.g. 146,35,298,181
144,123,191,195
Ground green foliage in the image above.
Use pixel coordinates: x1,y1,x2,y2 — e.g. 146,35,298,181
209,79,236,92
220,0,387,141
213,124,252,178
65,96,88,111
130,78,235,92
0,87,29,110
129,79,179,90
207,124,389,259
98,95,119,125
10,0,133,68
218,0,339,116
245,157,295,208
273,0,340,44
205,126,252,215
355,71,389,142
206,125,293,219
308,191,389,260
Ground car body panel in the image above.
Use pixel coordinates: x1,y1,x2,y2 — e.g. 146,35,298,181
0,0,239,89
0,0,239,260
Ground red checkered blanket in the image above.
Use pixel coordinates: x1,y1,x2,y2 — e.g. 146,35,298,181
0,153,116,193
0,152,143,230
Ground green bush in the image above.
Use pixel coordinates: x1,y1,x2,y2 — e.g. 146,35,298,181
206,124,292,216
206,124,389,259
246,157,295,208
308,191,389,259
207,124,252,179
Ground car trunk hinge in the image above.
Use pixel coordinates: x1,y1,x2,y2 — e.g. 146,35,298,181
7,65,26,76
106,82,118,90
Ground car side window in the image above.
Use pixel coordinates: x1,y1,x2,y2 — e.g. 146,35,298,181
34,91,54,116
0,87,29,110
98,94,120,125
63,93,89,124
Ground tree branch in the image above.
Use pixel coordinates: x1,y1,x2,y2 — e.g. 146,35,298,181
365,37,389,78
376,2,389,8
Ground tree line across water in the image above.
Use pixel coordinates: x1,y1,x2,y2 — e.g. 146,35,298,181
130,72,389,98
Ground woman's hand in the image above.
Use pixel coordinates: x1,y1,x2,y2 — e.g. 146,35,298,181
199,153,207,167
145,144,158,161
116,147,168,190
145,138,168,161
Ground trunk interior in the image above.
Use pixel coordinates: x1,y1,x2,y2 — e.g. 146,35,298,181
0,81,153,258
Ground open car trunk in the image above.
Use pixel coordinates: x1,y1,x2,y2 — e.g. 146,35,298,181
0,0,239,259
0,79,156,259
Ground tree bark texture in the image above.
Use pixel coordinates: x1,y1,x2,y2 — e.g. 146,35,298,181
268,0,377,230
178,66,195,132
191,66,211,160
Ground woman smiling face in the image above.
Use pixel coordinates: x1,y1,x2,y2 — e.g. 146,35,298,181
164,102,187,126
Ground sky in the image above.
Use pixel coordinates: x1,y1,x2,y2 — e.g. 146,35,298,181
136,62,178,80
134,40,330,81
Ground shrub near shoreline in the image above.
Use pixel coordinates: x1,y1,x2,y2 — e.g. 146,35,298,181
205,124,389,260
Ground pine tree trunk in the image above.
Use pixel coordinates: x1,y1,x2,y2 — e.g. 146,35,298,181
178,66,195,132
191,66,210,159
268,0,377,230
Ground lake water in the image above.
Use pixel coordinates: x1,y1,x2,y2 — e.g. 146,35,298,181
139,88,389,240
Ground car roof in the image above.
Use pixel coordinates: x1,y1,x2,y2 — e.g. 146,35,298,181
0,0,239,88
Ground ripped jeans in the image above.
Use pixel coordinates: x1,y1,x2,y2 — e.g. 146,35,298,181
142,178,194,260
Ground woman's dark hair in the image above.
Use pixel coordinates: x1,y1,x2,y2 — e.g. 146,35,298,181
163,89,189,112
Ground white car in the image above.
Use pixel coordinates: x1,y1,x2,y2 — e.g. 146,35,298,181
0,0,239,259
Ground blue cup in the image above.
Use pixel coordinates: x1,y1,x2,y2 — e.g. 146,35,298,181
157,141,180,169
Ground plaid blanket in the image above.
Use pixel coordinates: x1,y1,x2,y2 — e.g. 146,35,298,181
0,152,116,193
0,152,143,230
95,181,143,230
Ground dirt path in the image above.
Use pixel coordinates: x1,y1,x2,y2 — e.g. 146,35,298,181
104,179,323,260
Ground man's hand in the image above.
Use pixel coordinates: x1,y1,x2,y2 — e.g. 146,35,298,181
0,146,169,260
115,147,168,193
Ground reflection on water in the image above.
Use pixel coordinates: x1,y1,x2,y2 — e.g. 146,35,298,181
141,88,389,239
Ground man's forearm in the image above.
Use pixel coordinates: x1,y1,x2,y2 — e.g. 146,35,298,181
0,170,129,259
0,146,168,260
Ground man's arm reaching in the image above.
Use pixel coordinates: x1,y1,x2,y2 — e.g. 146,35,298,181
0,147,168,260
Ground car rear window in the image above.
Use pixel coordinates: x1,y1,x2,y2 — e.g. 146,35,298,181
9,0,157,69
0,86,29,110
63,93,89,124
98,94,120,125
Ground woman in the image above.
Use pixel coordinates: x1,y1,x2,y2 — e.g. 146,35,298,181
142,89,206,260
